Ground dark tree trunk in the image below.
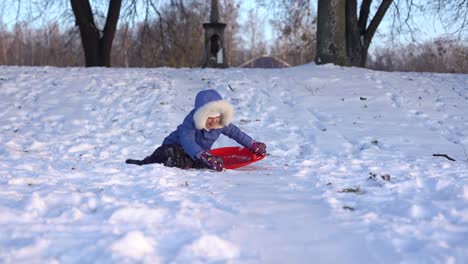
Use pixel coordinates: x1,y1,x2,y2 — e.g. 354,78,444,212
346,0,363,66
359,0,392,67
315,0,349,66
316,0,392,68
70,0,122,67
345,0,392,67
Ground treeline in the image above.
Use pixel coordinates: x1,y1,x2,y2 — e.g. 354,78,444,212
0,0,255,68
0,0,315,69
0,0,466,73
0,21,247,67
368,38,468,74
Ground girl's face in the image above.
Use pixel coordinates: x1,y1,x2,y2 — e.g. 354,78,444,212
206,116,221,130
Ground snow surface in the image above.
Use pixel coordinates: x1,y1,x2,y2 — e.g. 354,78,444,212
0,64,467,263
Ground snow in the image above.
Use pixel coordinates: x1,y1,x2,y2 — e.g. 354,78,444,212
0,64,467,263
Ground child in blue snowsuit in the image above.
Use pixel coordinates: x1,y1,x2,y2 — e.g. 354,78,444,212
125,89,266,171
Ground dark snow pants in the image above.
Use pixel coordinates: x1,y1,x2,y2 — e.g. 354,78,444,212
140,144,207,169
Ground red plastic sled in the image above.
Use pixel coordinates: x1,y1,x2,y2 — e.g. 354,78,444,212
210,146,266,169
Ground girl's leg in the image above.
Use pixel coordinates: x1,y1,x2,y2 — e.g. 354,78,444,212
161,145,194,169
140,145,168,165
128,144,208,170
140,144,194,169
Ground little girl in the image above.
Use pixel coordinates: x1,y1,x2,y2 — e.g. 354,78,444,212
125,89,266,171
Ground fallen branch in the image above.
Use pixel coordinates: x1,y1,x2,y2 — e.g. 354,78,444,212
433,154,456,161
338,186,365,194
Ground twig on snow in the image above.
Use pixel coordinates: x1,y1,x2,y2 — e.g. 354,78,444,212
433,154,456,161
338,186,365,194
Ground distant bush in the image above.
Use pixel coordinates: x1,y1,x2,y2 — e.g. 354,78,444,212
367,38,468,74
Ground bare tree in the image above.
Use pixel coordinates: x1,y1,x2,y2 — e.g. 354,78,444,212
388,0,468,42
318,0,467,67
347,0,393,66
220,0,242,66
269,0,316,65
314,0,393,66
0,23,10,64
1,0,165,67
368,38,468,73
260,0,467,67
70,0,121,67
107,0,213,68
12,23,24,64
243,8,268,60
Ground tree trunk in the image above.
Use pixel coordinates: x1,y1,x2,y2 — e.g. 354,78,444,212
345,0,363,66
316,0,392,67
70,0,122,67
346,0,392,67
0,32,7,64
359,0,392,67
315,0,349,66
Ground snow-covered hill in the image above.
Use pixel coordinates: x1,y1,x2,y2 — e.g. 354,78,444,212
0,64,467,263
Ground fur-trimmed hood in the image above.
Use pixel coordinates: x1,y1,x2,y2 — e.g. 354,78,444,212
193,89,234,130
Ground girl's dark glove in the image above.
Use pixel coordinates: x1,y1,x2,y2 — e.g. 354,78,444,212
126,159,143,166
251,141,267,156
197,151,224,171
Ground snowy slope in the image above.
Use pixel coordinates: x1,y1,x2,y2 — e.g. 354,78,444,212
0,64,467,263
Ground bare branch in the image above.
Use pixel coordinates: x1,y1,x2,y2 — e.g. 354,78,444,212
363,0,392,48
358,0,372,35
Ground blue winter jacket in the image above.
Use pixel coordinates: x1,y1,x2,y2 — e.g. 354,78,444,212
162,89,253,159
